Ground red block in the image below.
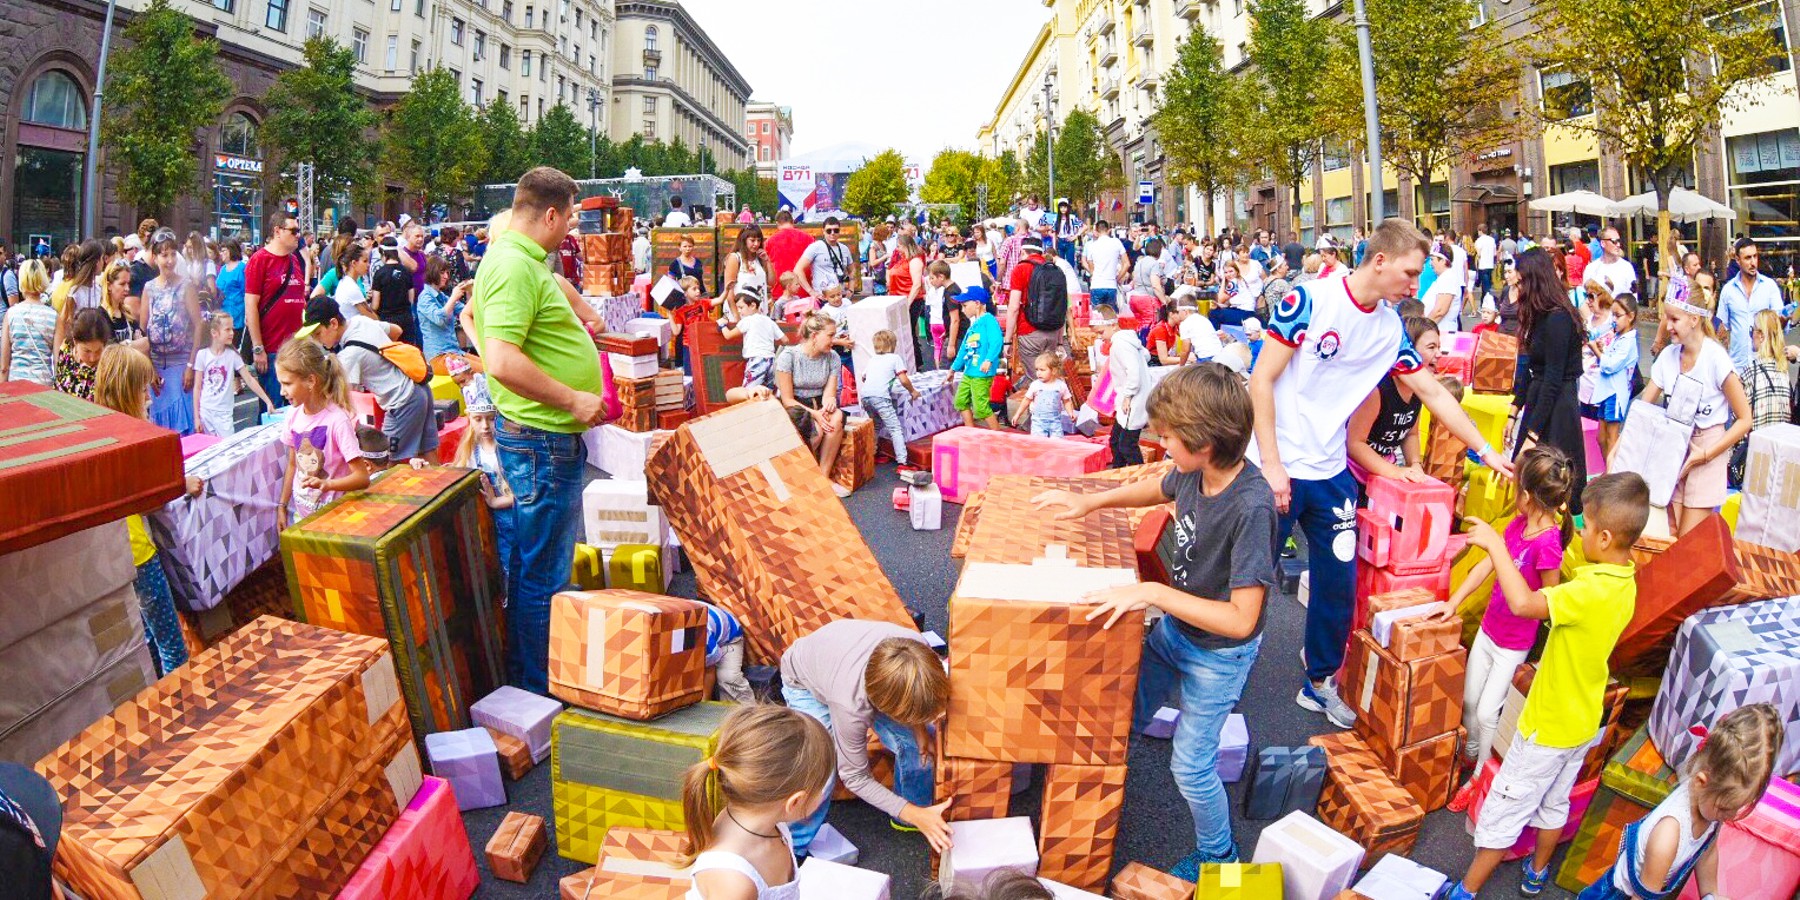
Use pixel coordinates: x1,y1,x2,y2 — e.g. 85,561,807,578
350,390,385,429
0,382,184,554
1613,514,1740,670
1135,508,1175,586
1359,475,1458,574
1356,561,1454,625
337,776,480,900
436,417,469,464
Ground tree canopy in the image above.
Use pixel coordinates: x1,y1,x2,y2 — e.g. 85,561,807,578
101,0,232,215
261,37,381,206
383,67,487,217
841,149,911,220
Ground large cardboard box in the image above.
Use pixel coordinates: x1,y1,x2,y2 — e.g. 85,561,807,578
282,466,506,742
944,557,1141,765
1608,399,1691,507
644,400,913,663
1249,811,1363,900
1614,513,1739,670
1308,731,1426,858
0,581,157,765
1036,763,1127,892
0,382,184,553
1601,726,1678,808
1649,596,1800,777
964,472,1171,572
845,295,915,376
1737,423,1800,552
549,590,709,719
1339,630,1465,758
582,478,671,551
830,416,878,492
932,426,1110,503
551,701,729,863
338,775,480,900
936,751,1016,822
146,422,286,611
37,617,421,900
869,369,961,445
1471,330,1518,394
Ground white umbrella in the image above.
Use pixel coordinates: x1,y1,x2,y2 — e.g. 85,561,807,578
1527,190,1621,216
1612,187,1736,223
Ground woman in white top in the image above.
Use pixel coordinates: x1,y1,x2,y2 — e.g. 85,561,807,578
678,705,833,900
1425,247,1464,335
1639,290,1751,537
179,231,218,310
721,225,771,308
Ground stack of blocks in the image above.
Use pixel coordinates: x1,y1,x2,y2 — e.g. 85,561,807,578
580,479,676,592
1614,513,1800,673
1354,475,1466,613
580,232,635,296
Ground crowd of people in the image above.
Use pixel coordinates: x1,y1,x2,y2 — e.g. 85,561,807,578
3,172,1796,900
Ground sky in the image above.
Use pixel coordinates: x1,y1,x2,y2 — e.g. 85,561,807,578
678,0,1048,164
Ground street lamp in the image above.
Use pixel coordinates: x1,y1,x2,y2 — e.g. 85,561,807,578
83,0,120,239
587,88,600,180
1043,72,1057,207
1352,0,1385,222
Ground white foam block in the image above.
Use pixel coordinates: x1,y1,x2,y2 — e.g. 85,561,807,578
1371,602,1446,648
1250,810,1364,900
1038,878,1107,899
582,479,671,549
948,817,1039,886
798,857,890,900
809,823,859,865
1350,853,1448,899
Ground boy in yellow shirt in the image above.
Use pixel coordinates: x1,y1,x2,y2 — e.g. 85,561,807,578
1444,472,1651,899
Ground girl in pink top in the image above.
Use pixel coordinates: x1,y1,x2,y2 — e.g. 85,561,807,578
275,338,371,527
1448,446,1575,807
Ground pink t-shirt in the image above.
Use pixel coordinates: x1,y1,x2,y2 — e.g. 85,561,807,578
1480,516,1566,650
285,402,363,521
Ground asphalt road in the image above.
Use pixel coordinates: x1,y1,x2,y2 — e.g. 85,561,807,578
460,465,1576,899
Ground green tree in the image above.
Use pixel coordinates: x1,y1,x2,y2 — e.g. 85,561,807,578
616,134,648,173
1532,0,1782,297
384,67,488,217
990,150,1024,212
1155,29,1240,234
261,37,380,208
529,103,591,177
476,99,532,186
100,0,232,216
1054,108,1111,208
666,137,696,173
1023,129,1054,203
1242,0,1339,226
841,149,911,220
591,133,620,179
921,149,981,213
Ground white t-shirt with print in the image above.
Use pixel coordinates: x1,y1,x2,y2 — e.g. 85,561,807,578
193,346,244,422
1083,236,1128,290
1249,276,1425,480
735,313,784,360
1650,339,1737,429
1586,258,1638,297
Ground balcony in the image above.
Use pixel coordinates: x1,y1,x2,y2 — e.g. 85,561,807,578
1098,40,1118,67
1095,10,1115,33
642,48,661,64
1174,0,1203,17
1132,23,1155,48
1101,76,1120,98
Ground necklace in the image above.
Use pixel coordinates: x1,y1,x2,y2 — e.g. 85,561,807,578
725,808,782,840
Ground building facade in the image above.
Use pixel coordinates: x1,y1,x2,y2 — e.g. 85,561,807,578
744,100,791,179
4,0,617,250
608,0,751,172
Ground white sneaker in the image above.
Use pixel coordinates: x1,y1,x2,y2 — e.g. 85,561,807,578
831,483,852,499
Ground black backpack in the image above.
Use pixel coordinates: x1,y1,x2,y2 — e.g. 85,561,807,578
1023,260,1069,331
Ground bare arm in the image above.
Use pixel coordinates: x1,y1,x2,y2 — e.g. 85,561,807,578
1085,581,1264,639
1249,338,1296,511
278,446,296,529
1469,520,1550,620
555,274,604,332
242,364,275,408
1686,373,1753,475
1399,367,1516,477
0,311,14,382
1347,389,1409,481
1031,477,1168,518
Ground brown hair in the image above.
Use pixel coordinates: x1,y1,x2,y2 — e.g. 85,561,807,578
1033,350,1060,373
1581,472,1652,546
424,252,451,288
1402,315,1438,349
798,312,838,341
1514,445,1576,545
1363,218,1430,264
1146,362,1253,463
275,336,351,411
873,329,897,353
94,345,156,419
734,224,764,259
1437,374,1466,400
69,307,112,346
1688,703,1784,817
512,166,579,214
1395,297,1426,320
678,704,834,864
864,637,949,726
927,259,952,279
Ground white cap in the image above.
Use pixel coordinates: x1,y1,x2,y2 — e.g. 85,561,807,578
122,234,143,251
1316,236,1337,251
1243,317,1262,333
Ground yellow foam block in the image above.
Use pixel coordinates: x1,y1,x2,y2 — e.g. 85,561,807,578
430,375,463,416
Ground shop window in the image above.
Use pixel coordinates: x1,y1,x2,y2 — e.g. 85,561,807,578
1327,197,1354,242
1539,68,1592,119
1728,130,1800,241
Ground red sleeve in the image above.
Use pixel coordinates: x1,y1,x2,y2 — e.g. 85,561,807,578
1008,263,1032,296
244,252,270,297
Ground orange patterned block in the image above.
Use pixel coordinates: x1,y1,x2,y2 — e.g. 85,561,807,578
644,400,913,663
1308,731,1426,858
282,466,506,742
37,617,421,900
1387,728,1463,812
1614,514,1738,670
945,556,1143,766
549,590,709,719
600,826,690,872
1038,763,1128,892
1340,630,1465,760
950,489,986,559
1721,539,1800,606
963,474,1169,573
560,867,688,900
485,811,548,883
831,416,878,492
936,749,1015,821
1109,861,1197,899
486,727,534,780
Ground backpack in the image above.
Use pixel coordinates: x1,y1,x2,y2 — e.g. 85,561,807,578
1023,260,1069,332
343,339,431,384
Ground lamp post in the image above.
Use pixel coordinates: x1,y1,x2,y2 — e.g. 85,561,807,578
1043,72,1057,206
1352,0,1385,222
587,89,600,180
83,0,120,239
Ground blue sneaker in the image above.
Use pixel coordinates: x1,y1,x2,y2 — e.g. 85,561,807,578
1296,679,1357,729
1519,858,1550,896
1435,882,1477,900
1168,843,1239,882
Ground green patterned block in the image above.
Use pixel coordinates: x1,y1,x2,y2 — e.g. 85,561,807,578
1600,726,1678,808
551,701,728,863
1554,784,1650,894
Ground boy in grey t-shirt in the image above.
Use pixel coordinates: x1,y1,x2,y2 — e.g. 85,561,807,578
1032,362,1277,878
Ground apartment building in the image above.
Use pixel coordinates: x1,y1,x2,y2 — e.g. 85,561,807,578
744,101,792,179
608,0,751,171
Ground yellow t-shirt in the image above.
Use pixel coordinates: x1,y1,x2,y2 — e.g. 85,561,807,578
1517,561,1636,748
126,514,157,567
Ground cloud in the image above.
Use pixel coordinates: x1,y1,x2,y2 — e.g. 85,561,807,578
678,0,1047,163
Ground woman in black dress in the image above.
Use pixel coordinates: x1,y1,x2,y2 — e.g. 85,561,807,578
1511,248,1588,514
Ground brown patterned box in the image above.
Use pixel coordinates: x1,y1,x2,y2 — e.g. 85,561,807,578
644,399,914,663
1110,861,1197,899
1355,586,1439,633
1614,514,1739,670
486,727,534,780
1472,330,1519,394
1039,763,1128,892
549,590,709,720
1340,630,1465,760
950,488,985,558
600,333,662,357
945,556,1143,766
1720,539,1800,606
559,826,692,898
935,752,1014,821
1424,416,1468,489
964,474,1169,572
560,868,688,900
1309,730,1427,857
1388,728,1464,812
37,617,420,900
485,811,548,883
831,416,877,492
1388,614,1463,662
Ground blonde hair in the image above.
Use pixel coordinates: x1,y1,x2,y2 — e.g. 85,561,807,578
678,275,700,293
94,345,156,419
678,704,834,865
451,409,494,466
1752,309,1788,373
275,337,351,411
1033,350,1060,373
864,637,949,726
798,312,837,340
1688,703,1784,816
17,259,47,296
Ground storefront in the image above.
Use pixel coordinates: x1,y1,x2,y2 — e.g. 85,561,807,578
13,70,87,255
212,112,263,242
1727,128,1800,273
1455,144,1525,236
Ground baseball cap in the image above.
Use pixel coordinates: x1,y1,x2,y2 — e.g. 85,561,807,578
1243,317,1263,335
296,296,342,339
1021,236,1044,253
122,234,143,252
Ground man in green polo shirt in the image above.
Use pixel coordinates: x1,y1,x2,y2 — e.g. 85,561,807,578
472,165,605,693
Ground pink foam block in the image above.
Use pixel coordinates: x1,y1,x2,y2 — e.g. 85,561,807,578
1088,367,1115,416
1680,777,1800,900
338,776,480,900
931,427,1110,503
436,417,469,464
1353,556,1457,631
1359,476,1457,574
1582,418,1607,475
179,433,221,459
349,390,385,429
892,487,911,510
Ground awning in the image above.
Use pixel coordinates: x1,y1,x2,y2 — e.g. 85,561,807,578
1453,183,1521,204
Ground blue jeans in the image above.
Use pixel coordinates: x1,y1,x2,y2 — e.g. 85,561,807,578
861,394,907,461
1090,288,1118,312
1132,617,1261,859
494,416,587,694
1278,468,1360,683
782,684,935,855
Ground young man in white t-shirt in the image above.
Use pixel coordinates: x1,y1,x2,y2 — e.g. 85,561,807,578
1250,218,1515,728
1583,227,1637,300
1082,220,1128,310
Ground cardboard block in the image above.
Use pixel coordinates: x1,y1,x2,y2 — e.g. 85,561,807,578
485,811,548,883
426,727,505,810
1648,596,1800,777
551,702,729,863
549,590,708,720
1250,810,1362,900
1340,630,1465,759
932,427,1109,503
1243,746,1328,820
1037,763,1127,892
337,775,480,900
1308,731,1426,858
471,685,564,765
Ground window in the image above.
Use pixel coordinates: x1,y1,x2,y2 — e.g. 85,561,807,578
645,25,659,51
760,146,770,161
305,7,326,38
1363,189,1400,226
1720,0,1793,73
219,112,258,157
384,34,398,71
500,44,511,69
353,28,369,64
557,75,566,101
1299,201,1316,246
1539,68,1593,119
522,50,532,76
590,20,597,41
761,121,770,134
1549,160,1600,196
1322,139,1351,171
1326,197,1354,242
499,88,508,106
266,0,289,31
410,39,421,73
1413,182,1450,228
502,0,512,20
474,31,486,59
389,0,399,11
21,71,86,129
644,119,656,138
451,18,464,45
574,8,582,28
520,97,528,118
1470,0,1487,26
559,0,568,17
573,44,580,66
449,68,461,86
471,78,483,105
414,0,423,15
1233,0,1242,13
645,65,657,80
644,95,656,113
525,4,533,27
214,0,234,11
540,58,547,81
538,98,545,118
589,55,596,74
560,35,567,55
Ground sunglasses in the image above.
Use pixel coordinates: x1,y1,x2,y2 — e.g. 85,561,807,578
825,228,840,235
